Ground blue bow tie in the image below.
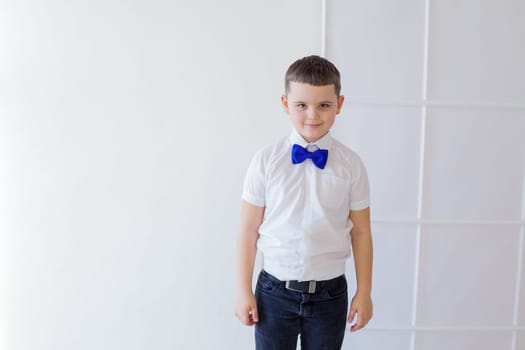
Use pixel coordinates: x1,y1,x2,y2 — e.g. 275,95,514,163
291,144,328,169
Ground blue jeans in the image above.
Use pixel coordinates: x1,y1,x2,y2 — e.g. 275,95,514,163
254,270,348,350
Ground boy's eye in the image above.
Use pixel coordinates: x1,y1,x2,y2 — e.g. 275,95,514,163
296,103,306,110
320,103,331,109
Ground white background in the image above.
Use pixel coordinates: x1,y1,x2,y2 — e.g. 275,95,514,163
1,0,524,349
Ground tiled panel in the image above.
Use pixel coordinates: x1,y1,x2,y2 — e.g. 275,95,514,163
326,0,425,101
417,224,520,326
516,331,525,350
414,331,513,350
421,108,525,221
427,0,525,104
346,224,417,326
342,331,412,350
332,106,421,220
519,231,525,326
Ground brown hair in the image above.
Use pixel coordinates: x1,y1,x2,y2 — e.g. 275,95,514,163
284,55,341,96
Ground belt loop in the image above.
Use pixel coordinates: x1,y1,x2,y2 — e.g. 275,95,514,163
308,281,316,293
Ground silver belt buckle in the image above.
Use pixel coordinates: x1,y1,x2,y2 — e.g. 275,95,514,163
285,280,317,294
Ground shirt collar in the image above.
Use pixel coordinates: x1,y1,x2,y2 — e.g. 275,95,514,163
289,128,333,151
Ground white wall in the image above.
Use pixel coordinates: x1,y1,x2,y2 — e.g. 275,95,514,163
2,1,525,350
327,0,525,349
0,1,321,349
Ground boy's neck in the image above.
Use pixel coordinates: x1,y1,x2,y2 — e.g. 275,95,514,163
294,128,330,144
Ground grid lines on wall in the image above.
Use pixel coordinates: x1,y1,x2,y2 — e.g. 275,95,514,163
324,0,525,349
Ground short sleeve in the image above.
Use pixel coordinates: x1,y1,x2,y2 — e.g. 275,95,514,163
349,157,371,211
242,151,266,207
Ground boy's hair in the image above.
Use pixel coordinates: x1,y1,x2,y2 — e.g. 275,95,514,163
285,55,341,97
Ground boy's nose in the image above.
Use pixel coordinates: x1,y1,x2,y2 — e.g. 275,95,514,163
306,108,318,119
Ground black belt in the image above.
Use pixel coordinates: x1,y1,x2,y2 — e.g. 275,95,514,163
285,280,320,294
262,270,344,294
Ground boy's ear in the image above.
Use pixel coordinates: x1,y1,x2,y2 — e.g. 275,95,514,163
281,95,290,114
336,95,345,114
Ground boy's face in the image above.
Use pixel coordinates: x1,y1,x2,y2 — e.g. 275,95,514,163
281,82,344,143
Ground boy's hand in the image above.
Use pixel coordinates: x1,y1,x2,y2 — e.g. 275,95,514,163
347,292,373,332
234,291,259,326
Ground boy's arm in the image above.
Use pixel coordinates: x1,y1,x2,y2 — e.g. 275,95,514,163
348,207,373,332
234,200,264,326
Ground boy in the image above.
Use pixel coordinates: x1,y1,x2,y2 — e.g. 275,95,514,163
235,55,373,349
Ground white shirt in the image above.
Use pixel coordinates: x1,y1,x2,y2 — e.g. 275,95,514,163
242,129,370,281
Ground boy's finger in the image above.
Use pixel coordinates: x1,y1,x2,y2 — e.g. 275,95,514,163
250,307,259,322
241,312,249,325
350,316,363,332
243,308,255,325
347,308,356,323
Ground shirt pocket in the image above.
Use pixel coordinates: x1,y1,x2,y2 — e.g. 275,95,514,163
318,174,350,210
